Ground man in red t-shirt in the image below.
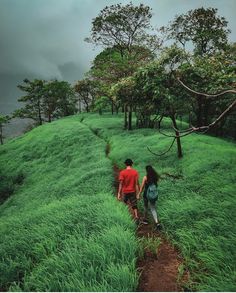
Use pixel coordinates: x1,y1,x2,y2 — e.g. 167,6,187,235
118,158,140,222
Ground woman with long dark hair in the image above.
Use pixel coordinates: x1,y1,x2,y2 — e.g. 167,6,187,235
138,165,161,230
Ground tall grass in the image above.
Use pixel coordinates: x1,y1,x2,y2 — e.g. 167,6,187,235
0,116,138,291
82,113,236,291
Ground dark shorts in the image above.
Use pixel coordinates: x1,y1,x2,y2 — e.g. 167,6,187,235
123,192,137,210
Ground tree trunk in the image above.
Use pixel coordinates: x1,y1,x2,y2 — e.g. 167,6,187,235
115,105,119,114
84,101,89,113
171,115,183,158
124,104,128,129
111,101,114,115
37,98,42,125
128,105,132,130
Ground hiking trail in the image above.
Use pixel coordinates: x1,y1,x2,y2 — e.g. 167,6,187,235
108,143,189,291
85,123,189,291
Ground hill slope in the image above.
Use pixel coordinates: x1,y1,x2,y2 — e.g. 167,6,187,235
0,116,138,291
82,113,236,291
1,113,236,291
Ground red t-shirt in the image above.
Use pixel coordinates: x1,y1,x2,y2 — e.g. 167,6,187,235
119,168,139,193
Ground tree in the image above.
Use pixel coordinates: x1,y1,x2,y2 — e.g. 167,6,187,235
85,3,160,55
74,79,97,112
93,96,111,115
176,78,236,133
165,7,230,56
49,81,77,118
15,79,44,125
86,3,161,121
177,51,236,136
15,79,77,124
111,76,136,130
0,115,10,145
42,81,58,122
134,45,192,158
89,45,154,115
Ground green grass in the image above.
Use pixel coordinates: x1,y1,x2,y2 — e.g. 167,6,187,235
0,116,138,291
1,112,236,291
82,113,236,291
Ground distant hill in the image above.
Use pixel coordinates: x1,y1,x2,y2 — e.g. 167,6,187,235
3,118,33,139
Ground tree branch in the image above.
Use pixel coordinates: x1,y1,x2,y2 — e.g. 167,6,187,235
147,137,176,156
173,79,236,135
177,78,236,98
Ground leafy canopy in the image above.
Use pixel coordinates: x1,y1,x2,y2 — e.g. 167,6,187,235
166,7,230,56
86,2,160,53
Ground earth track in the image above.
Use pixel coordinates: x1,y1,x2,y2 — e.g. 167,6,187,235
84,123,189,291
112,160,188,292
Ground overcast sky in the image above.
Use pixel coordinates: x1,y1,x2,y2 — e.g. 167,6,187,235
0,0,236,115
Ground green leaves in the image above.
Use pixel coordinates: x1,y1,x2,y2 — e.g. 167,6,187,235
15,79,77,124
86,2,159,52
166,7,230,56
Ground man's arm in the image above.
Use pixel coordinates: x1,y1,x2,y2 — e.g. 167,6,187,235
117,181,123,200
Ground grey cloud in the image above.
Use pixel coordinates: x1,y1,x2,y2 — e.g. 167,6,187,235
0,0,235,115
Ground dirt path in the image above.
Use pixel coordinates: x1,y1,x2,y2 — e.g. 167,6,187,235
112,162,188,292
90,128,189,291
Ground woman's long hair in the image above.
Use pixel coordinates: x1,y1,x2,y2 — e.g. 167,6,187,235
146,165,160,185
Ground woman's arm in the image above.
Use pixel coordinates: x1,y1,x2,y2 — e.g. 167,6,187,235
137,176,147,198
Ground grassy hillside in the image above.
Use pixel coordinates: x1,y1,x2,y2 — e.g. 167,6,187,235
1,113,236,291
0,117,138,291
82,113,236,291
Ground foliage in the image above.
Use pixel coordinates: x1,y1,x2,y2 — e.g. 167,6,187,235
14,79,45,125
165,7,230,56
85,4,235,140
88,45,155,116
178,51,236,135
74,78,98,112
43,80,77,120
111,76,136,106
14,79,77,124
90,46,154,83
85,2,160,53
92,95,111,114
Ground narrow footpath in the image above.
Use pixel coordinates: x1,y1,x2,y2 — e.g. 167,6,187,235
111,150,189,292
88,124,189,291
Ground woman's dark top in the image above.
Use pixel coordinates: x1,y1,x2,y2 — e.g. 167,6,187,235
143,177,158,199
